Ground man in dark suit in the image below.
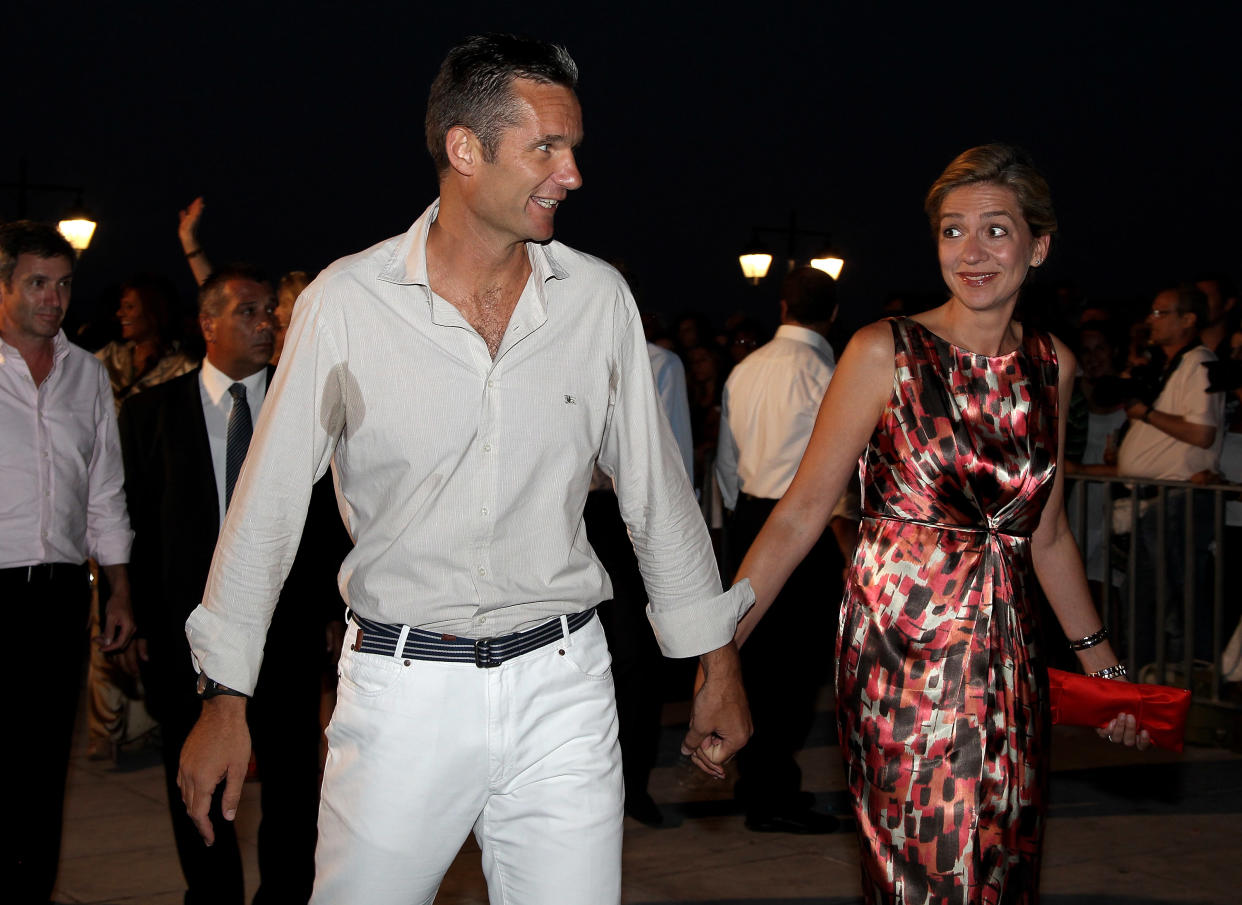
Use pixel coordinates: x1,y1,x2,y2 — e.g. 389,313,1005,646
120,266,345,905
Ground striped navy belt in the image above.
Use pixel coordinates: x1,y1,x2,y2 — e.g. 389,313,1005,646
349,608,597,668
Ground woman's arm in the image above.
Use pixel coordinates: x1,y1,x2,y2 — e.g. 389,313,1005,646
732,320,894,646
178,197,213,287
1033,337,1150,747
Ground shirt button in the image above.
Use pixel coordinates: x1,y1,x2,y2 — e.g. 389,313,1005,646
482,444,492,452
480,507,489,516
478,616,487,624
487,379,495,388
477,566,487,576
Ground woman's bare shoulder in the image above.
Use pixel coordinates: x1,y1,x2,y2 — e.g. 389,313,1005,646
840,319,898,370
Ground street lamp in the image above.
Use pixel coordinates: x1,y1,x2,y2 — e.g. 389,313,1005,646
738,237,773,285
809,243,844,280
2,158,98,253
58,196,97,252
739,212,844,283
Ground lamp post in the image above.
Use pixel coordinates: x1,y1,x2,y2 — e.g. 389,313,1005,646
2,158,98,253
738,210,843,284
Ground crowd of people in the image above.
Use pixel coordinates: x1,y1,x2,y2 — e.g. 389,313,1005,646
5,30,1239,905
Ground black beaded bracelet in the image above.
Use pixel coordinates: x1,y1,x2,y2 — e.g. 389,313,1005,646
1069,627,1109,651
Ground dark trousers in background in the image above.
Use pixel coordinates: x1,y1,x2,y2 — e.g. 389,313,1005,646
144,601,323,905
1129,488,1216,667
728,494,842,818
9,562,91,905
583,490,664,802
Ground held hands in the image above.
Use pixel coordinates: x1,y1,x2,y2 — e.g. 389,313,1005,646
682,642,751,779
178,697,250,846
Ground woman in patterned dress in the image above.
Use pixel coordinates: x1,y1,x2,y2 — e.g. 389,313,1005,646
721,145,1150,904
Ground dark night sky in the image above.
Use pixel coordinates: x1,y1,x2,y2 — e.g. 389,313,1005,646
7,1,1240,336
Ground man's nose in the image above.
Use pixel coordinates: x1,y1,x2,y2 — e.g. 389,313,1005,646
556,151,583,191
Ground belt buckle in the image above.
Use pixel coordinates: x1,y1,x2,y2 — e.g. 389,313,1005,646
473,637,499,668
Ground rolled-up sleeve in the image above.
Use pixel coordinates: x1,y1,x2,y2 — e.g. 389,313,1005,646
86,363,132,566
598,297,753,658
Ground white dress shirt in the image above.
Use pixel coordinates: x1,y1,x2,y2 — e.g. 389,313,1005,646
715,324,836,510
647,342,694,482
187,201,753,693
0,331,132,567
199,359,268,531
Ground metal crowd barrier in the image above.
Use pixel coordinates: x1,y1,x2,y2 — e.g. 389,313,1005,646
1065,473,1239,704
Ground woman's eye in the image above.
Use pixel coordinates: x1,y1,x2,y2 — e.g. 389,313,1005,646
942,226,962,238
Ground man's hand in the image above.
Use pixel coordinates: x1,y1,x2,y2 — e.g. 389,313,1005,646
97,565,136,653
178,696,250,846
682,642,751,779
114,637,148,677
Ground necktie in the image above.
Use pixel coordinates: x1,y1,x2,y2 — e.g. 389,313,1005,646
225,382,252,509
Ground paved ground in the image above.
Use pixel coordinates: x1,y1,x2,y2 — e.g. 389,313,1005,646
52,689,1241,904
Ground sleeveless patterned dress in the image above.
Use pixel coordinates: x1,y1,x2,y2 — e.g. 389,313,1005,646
836,317,1060,904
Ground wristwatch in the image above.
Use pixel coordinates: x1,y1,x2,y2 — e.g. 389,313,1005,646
196,673,247,700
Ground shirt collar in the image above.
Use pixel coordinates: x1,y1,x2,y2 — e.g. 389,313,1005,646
377,199,571,294
200,357,267,407
0,330,71,368
775,323,834,361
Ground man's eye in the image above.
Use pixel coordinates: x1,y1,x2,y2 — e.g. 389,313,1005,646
941,226,962,238
988,226,1008,238
535,143,550,152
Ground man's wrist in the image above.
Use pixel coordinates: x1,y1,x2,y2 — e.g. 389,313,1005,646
698,641,741,678
196,673,248,700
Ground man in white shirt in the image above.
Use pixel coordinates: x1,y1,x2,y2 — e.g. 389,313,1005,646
1117,284,1225,664
716,267,844,834
177,34,752,905
0,221,135,901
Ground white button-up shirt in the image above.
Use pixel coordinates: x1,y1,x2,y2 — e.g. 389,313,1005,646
0,330,133,568
716,324,836,509
188,201,752,693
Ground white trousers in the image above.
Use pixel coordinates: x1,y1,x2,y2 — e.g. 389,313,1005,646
312,615,623,905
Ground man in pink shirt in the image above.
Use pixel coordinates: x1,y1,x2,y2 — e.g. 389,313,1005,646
0,220,135,902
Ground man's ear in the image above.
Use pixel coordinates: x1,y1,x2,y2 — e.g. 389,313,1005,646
446,125,482,176
199,313,215,344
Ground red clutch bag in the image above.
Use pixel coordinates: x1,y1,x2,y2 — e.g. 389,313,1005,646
1047,668,1192,752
